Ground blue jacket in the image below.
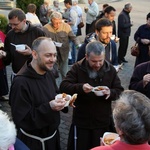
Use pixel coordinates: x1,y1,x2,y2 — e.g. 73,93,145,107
77,32,118,65
14,138,30,150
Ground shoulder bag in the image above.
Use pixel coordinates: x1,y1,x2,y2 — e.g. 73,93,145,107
131,42,139,57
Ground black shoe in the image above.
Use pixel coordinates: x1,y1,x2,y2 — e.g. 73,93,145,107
122,59,128,63
0,96,9,101
118,60,123,64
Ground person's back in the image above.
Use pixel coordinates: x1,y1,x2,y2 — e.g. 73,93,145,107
92,90,150,150
26,3,42,27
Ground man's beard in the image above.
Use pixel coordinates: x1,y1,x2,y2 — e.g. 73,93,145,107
87,64,98,79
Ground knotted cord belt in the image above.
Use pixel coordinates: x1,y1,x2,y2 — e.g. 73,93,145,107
20,128,57,150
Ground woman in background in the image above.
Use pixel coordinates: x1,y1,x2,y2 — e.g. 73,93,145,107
0,30,8,102
134,12,150,67
92,90,150,150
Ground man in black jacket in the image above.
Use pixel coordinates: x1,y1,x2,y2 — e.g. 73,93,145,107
117,3,133,64
60,41,123,150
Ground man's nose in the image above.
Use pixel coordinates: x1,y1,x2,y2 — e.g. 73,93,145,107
107,33,112,38
95,62,101,67
50,56,57,62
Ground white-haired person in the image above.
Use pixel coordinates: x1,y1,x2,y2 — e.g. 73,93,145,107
91,90,150,150
43,11,80,79
0,110,29,150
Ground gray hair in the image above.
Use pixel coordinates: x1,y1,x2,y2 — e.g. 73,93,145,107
0,110,16,150
86,41,105,57
50,11,62,20
31,37,52,52
124,3,132,10
113,90,150,144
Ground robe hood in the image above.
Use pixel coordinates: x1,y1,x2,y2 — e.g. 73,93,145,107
16,59,50,79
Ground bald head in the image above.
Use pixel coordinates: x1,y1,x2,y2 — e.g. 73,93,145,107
32,37,56,53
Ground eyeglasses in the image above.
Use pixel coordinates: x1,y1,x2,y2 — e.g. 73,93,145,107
8,21,22,27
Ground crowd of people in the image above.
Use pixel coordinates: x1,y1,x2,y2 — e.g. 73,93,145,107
0,0,150,150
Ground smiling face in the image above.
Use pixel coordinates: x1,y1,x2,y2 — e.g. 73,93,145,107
96,26,113,45
32,39,57,74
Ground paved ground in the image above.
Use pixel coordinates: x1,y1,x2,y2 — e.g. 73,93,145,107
0,0,149,149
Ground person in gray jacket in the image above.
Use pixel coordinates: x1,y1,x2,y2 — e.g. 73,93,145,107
85,0,99,35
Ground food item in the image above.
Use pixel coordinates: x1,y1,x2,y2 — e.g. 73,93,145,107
95,86,105,91
69,94,78,105
103,132,120,145
104,138,115,145
62,93,67,99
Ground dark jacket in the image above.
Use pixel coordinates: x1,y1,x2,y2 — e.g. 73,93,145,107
10,60,60,140
39,4,49,25
129,61,150,99
118,9,132,37
60,58,124,129
77,32,118,65
3,22,45,73
134,24,150,67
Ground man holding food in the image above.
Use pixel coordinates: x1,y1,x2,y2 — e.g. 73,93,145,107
9,37,67,150
60,41,124,150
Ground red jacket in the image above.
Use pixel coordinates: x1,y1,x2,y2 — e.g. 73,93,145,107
91,141,150,150
0,31,6,69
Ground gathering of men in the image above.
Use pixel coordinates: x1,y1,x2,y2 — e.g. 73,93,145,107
1,1,150,150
